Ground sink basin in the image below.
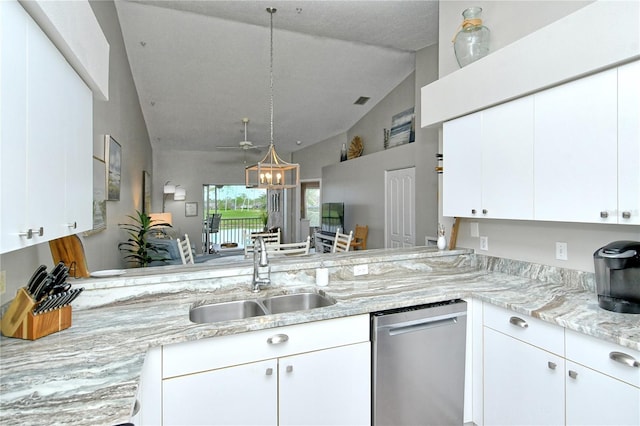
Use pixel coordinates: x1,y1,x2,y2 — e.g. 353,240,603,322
261,292,336,314
190,300,267,323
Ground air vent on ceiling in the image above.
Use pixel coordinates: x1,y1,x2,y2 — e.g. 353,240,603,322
354,96,370,105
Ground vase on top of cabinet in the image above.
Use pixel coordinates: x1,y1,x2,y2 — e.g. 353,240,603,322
453,7,491,67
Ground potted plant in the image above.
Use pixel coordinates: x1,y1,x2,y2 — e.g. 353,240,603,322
118,210,172,267
260,210,269,231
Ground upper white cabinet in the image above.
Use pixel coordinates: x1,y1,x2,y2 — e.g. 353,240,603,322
534,69,618,223
443,61,639,225
444,97,534,220
618,60,640,225
0,1,92,253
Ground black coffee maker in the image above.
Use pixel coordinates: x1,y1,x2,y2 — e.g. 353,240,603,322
594,241,640,313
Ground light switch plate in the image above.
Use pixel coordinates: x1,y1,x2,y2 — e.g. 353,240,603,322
479,236,489,251
555,242,568,261
470,222,480,238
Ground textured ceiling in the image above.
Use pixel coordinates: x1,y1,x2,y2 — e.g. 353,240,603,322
115,0,439,160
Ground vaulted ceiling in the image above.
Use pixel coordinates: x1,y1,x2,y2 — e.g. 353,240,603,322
115,1,439,162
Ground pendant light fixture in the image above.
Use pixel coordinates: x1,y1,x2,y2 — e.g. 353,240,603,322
245,7,300,189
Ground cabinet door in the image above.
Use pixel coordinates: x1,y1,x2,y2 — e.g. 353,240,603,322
618,60,640,225
534,69,618,223
484,328,564,426
566,360,640,426
279,342,371,426
443,112,482,217
0,0,29,253
481,97,534,220
163,359,278,426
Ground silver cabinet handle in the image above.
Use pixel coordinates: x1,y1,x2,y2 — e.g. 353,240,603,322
609,351,640,368
600,211,609,218
621,211,631,219
548,361,557,370
267,333,289,345
471,209,477,215
19,229,34,239
509,316,529,328
482,209,488,215
67,221,77,229
286,365,293,373
265,368,273,376
568,370,578,379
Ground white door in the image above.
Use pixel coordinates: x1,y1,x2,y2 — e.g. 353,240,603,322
279,342,371,426
385,167,415,248
163,359,278,425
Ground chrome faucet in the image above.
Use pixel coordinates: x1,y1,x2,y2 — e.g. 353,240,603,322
251,236,271,292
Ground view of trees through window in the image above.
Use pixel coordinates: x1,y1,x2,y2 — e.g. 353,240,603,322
203,184,267,248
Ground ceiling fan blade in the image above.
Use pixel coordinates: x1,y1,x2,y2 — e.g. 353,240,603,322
216,146,242,150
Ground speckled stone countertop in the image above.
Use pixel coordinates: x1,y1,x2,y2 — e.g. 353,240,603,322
0,247,638,426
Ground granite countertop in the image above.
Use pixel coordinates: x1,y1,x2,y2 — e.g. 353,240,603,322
0,248,638,426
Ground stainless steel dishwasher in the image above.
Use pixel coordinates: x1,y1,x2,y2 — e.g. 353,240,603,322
371,299,467,425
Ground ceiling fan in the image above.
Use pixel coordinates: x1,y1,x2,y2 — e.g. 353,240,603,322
216,118,267,151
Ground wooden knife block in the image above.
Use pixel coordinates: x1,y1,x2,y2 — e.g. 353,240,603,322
1,287,72,340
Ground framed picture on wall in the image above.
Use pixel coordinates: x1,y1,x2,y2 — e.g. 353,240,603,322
105,135,122,201
185,202,198,217
142,170,151,214
84,156,107,235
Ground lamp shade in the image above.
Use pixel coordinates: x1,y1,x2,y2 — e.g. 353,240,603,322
149,212,173,226
174,187,186,201
163,184,176,194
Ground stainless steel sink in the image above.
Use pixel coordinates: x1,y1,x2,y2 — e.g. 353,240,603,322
190,290,336,323
190,300,267,323
261,292,336,314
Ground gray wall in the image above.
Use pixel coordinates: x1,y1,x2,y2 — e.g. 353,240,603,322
0,0,152,305
295,44,440,249
437,0,638,272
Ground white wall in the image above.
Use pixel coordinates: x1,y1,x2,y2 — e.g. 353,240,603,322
437,0,639,272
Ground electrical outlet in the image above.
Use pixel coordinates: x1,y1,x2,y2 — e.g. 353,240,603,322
470,222,480,238
479,236,489,251
556,242,568,261
353,264,369,276
0,271,5,295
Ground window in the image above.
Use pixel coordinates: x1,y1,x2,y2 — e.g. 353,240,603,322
301,181,320,227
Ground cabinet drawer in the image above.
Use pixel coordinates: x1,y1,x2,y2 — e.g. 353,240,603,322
163,314,369,378
566,329,640,387
483,303,564,355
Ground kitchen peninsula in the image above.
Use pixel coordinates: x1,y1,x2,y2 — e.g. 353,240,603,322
0,247,638,425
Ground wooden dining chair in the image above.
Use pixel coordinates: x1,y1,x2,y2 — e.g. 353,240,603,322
332,229,353,253
176,234,195,265
349,224,368,250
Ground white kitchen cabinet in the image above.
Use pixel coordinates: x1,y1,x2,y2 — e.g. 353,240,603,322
163,359,278,425
483,305,564,426
617,60,640,225
483,303,640,426
443,97,534,220
0,0,92,253
534,68,618,223
565,329,640,426
158,315,370,426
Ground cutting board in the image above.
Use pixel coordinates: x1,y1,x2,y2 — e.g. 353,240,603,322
49,235,90,278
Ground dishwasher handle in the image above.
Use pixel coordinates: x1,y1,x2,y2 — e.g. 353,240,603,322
386,312,464,336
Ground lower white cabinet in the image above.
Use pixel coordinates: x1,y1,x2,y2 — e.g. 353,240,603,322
139,315,371,425
483,303,640,426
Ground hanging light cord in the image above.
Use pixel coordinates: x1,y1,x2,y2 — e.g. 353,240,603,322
268,7,275,148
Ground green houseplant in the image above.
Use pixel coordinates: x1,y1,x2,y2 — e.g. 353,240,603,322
118,210,172,267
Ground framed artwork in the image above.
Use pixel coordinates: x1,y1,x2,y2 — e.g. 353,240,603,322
85,156,107,235
386,107,415,149
185,202,198,217
142,170,151,214
105,135,122,201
